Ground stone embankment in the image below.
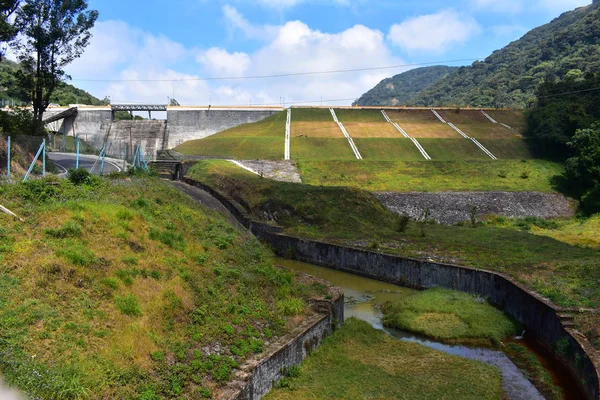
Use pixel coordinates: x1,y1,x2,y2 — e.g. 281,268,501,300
376,191,576,225
182,177,600,400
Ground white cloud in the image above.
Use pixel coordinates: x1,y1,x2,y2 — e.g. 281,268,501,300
238,0,353,10
197,48,250,77
67,9,404,107
387,10,481,53
222,5,277,40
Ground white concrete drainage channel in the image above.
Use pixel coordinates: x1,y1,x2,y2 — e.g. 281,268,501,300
284,108,291,161
480,110,519,133
431,109,498,160
381,110,431,160
329,108,363,160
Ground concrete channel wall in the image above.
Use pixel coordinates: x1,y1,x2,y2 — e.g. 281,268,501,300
218,296,344,400
183,177,600,400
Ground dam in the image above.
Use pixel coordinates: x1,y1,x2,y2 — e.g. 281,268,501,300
43,105,284,158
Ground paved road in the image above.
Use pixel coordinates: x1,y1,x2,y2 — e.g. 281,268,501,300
48,153,123,175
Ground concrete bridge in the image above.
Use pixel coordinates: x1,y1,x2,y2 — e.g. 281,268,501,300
43,105,283,158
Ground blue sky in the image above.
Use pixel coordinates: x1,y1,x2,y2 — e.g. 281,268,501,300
64,0,592,106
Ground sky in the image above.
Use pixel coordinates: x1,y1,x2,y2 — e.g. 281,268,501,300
57,0,593,106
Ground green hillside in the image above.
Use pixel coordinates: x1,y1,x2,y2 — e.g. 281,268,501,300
0,59,102,106
358,2,600,108
354,66,458,106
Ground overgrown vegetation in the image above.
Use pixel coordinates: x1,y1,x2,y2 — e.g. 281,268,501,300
0,175,320,398
527,73,600,212
186,160,600,311
265,318,503,400
381,288,520,343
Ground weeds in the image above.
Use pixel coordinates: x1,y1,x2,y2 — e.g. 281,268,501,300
45,221,82,239
115,294,142,317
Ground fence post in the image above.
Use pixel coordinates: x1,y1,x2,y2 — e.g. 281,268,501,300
42,139,46,177
76,135,80,169
7,136,11,184
22,140,45,183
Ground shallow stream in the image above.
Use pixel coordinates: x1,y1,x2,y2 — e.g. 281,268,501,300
276,257,584,400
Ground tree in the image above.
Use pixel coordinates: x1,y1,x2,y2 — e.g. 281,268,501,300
0,0,20,60
12,0,97,129
565,125,600,213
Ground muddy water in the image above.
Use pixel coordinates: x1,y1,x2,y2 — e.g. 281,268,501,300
276,257,548,400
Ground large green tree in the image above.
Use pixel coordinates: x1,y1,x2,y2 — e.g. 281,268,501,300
12,0,97,127
0,0,20,60
565,125,600,213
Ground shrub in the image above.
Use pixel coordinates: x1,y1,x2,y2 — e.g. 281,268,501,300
67,169,97,186
396,213,410,233
498,171,508,179
115,294,142,317
521,171,530,179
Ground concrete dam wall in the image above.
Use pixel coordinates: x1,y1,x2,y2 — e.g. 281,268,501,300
43,106,283,157
166,107,281,149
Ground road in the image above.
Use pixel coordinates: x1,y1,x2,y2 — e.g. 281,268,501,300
48,153,123,175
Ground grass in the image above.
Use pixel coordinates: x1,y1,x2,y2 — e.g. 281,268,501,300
186,160,600,311
387,109,459,138
297,159,564,192
291,137,356,160
290,121,342,138
265,318,503,400
381,288,520,343
487,110,528,134
333,109,387,122
488,214,600,248
438,110,516,139
352,138,425,160
418,138,491,160
176,137,285,159
0,175,321,399
290,108,335,122
341,122,401,138
175,112,286,159
477,139,535,159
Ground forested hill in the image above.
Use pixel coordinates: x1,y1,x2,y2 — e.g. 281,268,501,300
0,59,102,106
353,66,458,106
358,2,600,108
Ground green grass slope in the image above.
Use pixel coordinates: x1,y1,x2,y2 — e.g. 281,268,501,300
0,175,320,399
297,159,562,191
175,112,286,159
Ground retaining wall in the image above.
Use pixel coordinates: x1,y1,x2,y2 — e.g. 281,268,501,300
183,177,600,400
219,292,344,400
